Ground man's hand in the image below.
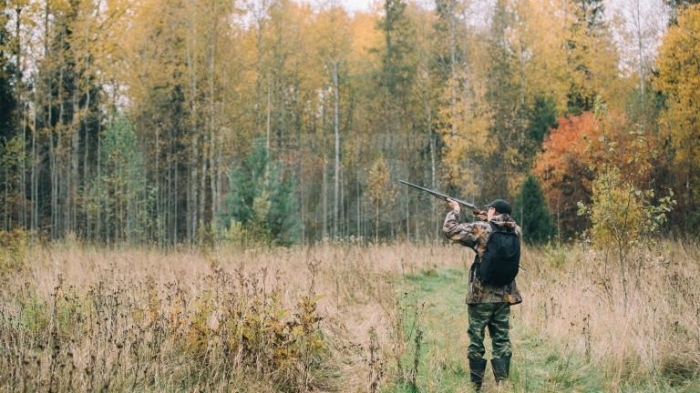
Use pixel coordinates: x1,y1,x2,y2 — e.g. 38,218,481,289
474,210,488,221
446,198,460,212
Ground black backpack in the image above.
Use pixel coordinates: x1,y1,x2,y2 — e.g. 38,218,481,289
478,222,520,286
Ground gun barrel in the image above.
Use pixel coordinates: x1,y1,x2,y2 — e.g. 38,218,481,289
398,180,478,210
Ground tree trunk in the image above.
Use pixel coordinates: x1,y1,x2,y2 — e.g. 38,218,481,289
333,61,340,240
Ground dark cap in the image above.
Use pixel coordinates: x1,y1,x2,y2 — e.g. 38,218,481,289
486,199,512,215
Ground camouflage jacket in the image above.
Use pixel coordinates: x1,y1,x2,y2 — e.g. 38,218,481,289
442,209,523,305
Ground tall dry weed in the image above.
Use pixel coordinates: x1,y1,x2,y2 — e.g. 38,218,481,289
2,239,696,392
518,240,700,390
0,240,458,392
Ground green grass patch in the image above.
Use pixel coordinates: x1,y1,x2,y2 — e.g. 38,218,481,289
385,268,473,392
386,266,700,393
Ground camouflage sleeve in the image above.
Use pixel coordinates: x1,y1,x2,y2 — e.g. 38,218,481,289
443,209,479,247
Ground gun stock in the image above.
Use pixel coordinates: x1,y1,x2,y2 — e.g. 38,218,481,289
398,180,480,212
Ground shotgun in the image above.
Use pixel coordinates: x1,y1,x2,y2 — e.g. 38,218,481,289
399,180,484,215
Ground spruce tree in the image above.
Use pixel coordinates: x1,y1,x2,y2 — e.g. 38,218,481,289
527,96,558,150
222,142,301,246
514,174,557,245
95,117,149,244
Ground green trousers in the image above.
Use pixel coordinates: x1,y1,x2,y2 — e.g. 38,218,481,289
467,302,512,360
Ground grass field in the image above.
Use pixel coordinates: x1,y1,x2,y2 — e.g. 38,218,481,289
0,237,698,392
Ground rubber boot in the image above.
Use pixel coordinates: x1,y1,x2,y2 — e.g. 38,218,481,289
469,358,487,391
491,355,511,383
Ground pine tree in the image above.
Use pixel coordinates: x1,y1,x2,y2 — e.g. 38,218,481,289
483,0,522,199
29,0,104,239
0,3,20,230
378,0,415,99
0,4,16,142
566,0,618,114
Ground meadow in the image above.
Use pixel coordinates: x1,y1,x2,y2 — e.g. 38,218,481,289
1,236,698,392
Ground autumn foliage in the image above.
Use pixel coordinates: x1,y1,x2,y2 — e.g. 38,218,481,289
533,108,665,240
655,4,700,231
0,0,695,244
534,112,598,239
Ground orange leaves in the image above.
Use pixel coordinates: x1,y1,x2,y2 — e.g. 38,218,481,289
534,112,599,187
537,115,600,238
534,109,664,239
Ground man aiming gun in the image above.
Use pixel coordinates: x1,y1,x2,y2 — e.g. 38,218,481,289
443,197,522,391
398,180,522,391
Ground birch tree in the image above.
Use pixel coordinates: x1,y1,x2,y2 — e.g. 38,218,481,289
655,4,700,231
315,5,352,239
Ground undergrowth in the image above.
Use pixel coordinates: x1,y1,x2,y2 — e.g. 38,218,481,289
384,243,700,393
0,262,335,392
0,239,698,392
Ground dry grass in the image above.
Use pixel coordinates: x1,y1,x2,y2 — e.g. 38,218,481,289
0,238,458,392
516,241,700,392
0,236,698,392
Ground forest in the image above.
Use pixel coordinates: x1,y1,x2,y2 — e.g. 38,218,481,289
1,0,699,246
3,2,700,392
